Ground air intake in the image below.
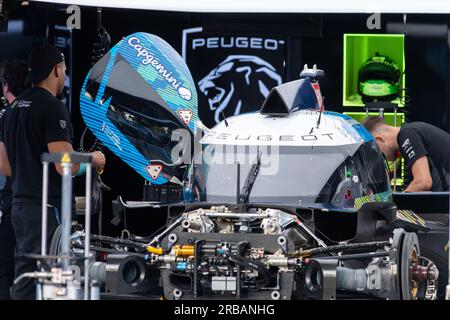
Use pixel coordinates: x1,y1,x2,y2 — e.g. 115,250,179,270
260,64,325,116
260,79,318,115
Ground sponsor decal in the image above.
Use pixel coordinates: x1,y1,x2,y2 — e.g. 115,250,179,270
178,109,193,125
59,120,67,129
203,131,335,143
127,36,192,100
191,36,284,51
183,28,285,127
401,138,410,148
101,122,123,151
401,138,416,159
15,100,32,108
146,164,162,180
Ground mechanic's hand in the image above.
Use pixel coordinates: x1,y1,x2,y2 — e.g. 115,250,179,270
92,151,106,174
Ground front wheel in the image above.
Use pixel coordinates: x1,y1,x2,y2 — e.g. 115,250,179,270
400,232,421,300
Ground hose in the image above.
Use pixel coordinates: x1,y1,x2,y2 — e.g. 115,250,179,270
13,272,50,285
290,241,390,258
146,244,174,255
88,234,147,252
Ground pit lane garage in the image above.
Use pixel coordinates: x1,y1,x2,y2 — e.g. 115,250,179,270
0,0,449,301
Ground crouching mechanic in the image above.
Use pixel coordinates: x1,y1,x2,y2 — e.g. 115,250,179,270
362,116,450,192
0,44,106,299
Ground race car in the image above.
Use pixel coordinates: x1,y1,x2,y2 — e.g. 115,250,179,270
43,33,443,300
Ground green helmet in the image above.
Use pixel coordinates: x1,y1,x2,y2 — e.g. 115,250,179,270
358,53,401,103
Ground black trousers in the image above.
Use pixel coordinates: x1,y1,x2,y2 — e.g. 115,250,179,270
11,202,59,300
0,197,14,300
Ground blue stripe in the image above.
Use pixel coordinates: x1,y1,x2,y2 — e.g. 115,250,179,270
352,123,374,142
324,111,352,120
324,111,373,142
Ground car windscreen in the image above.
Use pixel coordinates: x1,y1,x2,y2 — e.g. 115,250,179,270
190,141,390,208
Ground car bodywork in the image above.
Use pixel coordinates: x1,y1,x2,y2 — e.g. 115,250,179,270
67,62,444,300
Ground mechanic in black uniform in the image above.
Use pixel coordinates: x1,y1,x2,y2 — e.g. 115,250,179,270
0,60,28,300
0,44,106,299
362,116,450,192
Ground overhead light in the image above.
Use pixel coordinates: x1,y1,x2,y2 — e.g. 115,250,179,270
25,0,450,14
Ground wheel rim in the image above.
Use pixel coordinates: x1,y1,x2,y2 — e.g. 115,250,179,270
409,246,419,299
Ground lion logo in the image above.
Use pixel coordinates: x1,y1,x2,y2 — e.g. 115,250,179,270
198,55,282,124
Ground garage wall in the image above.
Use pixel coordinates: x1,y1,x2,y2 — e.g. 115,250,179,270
2,4,450,236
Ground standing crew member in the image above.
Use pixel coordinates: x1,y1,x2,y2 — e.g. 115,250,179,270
0,44,106,299
0,60,28,300
362,116,450,192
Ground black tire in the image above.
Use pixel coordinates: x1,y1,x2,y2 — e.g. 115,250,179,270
400,232,420,300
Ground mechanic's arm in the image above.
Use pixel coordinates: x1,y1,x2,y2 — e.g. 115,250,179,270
45,102,105,176
0,142,11,176
47,141,105,176
398,128,432,192
47,141,78,176
404,156,433,192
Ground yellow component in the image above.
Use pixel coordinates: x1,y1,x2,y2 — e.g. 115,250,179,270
146,246,164,255
61,153,71,163
289,250,310,258
174,245,194,257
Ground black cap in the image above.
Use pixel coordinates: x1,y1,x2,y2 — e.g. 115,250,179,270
28,44,65,84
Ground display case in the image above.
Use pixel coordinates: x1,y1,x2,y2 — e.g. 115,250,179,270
343,33,405,107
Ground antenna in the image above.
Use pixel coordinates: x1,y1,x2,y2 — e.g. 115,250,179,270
301,64,325,133
316,96,325,129
221,110,229,127
236,162,240,205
